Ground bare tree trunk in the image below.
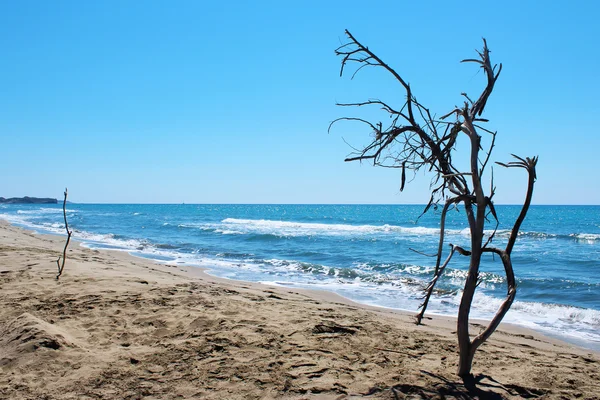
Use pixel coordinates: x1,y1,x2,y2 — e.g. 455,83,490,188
457,246,481,376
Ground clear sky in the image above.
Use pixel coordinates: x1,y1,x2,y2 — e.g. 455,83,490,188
1,1,598,204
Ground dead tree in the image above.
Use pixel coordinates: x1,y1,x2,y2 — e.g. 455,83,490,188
56,188,72,280
332,30,537,377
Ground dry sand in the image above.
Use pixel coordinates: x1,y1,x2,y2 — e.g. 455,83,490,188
0,220,598,399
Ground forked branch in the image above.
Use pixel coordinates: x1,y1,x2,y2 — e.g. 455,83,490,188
416,196,468,324
415,243,471,324
471,247,516,350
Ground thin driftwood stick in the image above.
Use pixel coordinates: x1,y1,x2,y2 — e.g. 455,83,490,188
56,188,72,280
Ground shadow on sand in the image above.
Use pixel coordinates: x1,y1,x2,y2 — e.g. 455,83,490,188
388,370,547,399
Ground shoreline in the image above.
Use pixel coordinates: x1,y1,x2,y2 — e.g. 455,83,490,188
1,220,599,398
16,217,596,354
94,232,600,354
197,266,597,355
5,218,600,354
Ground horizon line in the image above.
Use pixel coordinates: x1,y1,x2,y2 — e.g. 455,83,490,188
47,202,600,207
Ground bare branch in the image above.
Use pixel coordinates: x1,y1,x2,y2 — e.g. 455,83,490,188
472,247,516,350
409,248,437,257
479,131,497,175
497,155,538,254
416,244,458,325
328,117,378,134
482,197,500,249
336,99,404,116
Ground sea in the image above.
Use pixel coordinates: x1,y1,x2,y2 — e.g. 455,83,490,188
1,204,599,351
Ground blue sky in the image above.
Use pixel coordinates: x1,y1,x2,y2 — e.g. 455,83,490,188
1,1,598,204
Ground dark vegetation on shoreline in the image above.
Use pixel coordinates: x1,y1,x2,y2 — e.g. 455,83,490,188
0,197,57,204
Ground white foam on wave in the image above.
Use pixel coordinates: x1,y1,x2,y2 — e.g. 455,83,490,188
0,212,32,227
217,229,245,235
219,218,461,238
77,232,148,252
16,207,75,215
444,268,505,285
508,301,600,343
570,233,600,242
0,211,152,254
179,218,591,244
354,262,434,276
489,229,599,242
429,290,600,345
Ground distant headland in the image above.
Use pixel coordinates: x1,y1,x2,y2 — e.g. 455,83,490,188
0,196,58,204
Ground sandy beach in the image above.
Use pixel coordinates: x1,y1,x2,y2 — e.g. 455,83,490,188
0,221,598,399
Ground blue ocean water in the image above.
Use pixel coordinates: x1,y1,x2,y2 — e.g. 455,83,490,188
1,204,599,349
